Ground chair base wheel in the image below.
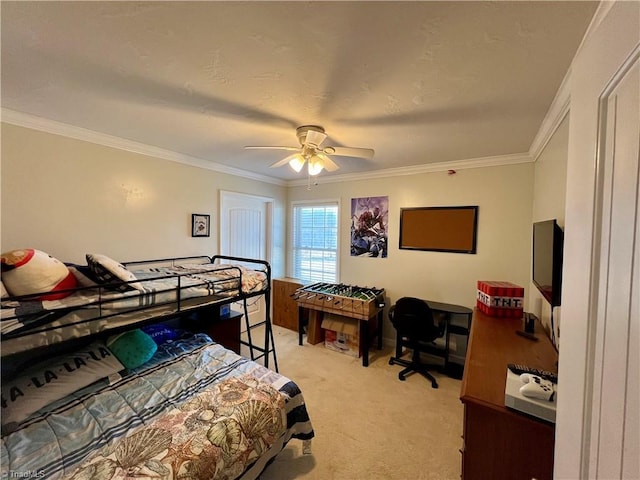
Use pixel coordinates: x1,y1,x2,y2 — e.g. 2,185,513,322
389,356,439,388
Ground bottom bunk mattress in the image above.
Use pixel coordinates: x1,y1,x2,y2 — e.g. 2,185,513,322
1,333,314,479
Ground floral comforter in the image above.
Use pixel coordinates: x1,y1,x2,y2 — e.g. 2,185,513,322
1,334,314,479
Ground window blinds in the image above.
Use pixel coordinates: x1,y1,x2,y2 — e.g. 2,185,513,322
292,203,338,283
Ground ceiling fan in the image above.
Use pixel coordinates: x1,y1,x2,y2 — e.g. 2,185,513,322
245,125,375,176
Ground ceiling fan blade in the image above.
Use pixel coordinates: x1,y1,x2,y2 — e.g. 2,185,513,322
245,146,301,151
304,129,327,147
270,154,300,168
317,153,340,172
324,146,375,159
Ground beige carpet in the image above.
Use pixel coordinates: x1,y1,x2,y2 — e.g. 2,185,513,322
248,325,464,480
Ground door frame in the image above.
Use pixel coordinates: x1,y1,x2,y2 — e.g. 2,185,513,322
556,2,639,477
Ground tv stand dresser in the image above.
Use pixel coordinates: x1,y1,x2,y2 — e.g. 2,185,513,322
460,310,558,480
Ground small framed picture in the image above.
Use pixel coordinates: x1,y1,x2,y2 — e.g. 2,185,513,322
191,214,210,237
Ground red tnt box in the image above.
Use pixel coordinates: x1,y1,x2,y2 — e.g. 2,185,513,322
477,281,524,318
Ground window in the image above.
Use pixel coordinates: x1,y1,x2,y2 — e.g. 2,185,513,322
291,202,339,283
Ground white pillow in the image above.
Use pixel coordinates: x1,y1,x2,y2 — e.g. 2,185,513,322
86,253,144,292
1,341,124,429
1,280,8,299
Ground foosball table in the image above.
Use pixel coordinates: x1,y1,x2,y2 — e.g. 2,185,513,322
293,282,386,366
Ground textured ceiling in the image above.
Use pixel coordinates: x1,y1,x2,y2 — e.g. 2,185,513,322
1,1,599,182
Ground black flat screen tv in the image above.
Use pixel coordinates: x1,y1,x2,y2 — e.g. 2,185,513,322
532,219,564,307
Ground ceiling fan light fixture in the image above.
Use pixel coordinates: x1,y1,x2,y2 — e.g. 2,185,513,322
308,155,324,176
250,125,374,176
288,154,305,173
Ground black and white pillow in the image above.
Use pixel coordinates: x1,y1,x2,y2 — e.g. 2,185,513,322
86,253,143,292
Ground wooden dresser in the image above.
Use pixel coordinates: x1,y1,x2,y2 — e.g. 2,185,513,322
272,277,304,331
460,310,558,480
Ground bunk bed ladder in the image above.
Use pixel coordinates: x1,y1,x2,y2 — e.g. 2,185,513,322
239,297,279,372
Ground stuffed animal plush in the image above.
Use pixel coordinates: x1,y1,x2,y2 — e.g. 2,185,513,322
0,249,77,300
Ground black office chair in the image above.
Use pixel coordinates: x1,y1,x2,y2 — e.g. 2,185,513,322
388,297,446,388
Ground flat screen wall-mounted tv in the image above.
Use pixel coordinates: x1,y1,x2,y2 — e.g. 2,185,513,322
532,219,564,307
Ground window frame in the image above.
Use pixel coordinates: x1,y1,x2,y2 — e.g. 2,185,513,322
289,199,341,283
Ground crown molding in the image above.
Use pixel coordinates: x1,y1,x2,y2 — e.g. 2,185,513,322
528,1,614,162
0,109,286,186
528,69,571,161
287,152,533,187
3,108,533,188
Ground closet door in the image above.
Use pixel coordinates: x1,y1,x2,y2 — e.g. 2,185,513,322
219,190,273,325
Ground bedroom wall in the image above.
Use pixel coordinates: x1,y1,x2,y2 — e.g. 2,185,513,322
0,123,287,273
1,122,536,345
530,114,569,335
287,161,535,341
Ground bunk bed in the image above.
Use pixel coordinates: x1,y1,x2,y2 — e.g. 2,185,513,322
1,252,314,480
1,254,277,367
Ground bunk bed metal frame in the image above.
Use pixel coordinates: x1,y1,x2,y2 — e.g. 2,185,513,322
1,254,277,371
123,254,278,371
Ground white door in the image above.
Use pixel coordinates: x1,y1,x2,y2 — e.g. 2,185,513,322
588,54,639,479
557,2,639,478
219,190,272,326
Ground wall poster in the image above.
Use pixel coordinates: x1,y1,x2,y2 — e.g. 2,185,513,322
350,196,388,258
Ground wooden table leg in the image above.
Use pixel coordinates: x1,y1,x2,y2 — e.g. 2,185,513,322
306,310,324,345
360,319,370,367
298,306,304,346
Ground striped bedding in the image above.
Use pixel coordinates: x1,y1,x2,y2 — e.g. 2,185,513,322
1,263,268,356
0,333,314,479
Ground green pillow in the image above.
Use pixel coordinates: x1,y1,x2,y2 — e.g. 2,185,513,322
106,329,157,370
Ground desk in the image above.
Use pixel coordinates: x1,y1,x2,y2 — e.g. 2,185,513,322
460,309,557,480
425,301,473,377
